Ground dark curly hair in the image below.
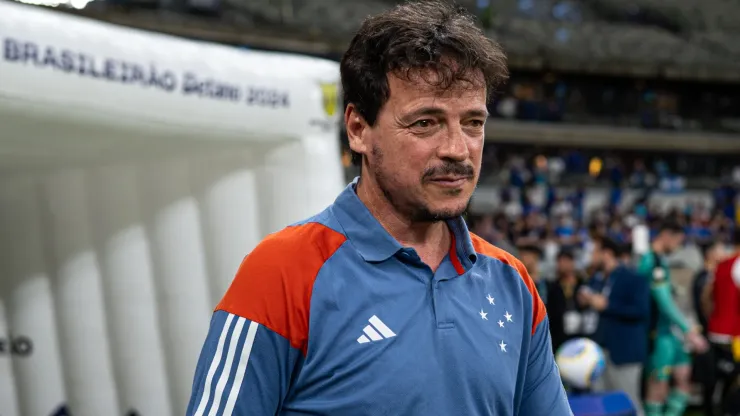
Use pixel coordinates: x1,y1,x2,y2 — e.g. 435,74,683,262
658,219,684,235
340,0,509,165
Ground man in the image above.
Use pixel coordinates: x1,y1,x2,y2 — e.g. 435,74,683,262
518,244,547,303
639,220,709,416
581,237,650,413
704,230,740,415
693,242,725,416
186,2,572,415
547,249,587,353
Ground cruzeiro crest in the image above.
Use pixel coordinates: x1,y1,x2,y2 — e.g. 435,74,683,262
319,82,339,116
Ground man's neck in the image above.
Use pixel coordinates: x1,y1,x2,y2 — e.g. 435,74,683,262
355,175,450,250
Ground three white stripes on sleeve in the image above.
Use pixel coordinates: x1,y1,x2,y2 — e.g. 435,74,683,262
193,313,260,416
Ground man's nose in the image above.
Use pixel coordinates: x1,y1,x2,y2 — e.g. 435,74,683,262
437,122,470,161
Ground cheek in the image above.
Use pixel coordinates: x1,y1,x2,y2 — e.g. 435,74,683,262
468,137,485,160
391,136,433,168
469,135,485,150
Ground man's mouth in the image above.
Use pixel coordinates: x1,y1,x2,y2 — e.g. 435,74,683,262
428,176,470,187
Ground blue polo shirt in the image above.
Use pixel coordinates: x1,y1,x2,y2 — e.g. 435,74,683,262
187,181,571,416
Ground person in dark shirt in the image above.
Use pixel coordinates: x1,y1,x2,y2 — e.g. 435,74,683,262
516,213,547,247
547,248,587,353
581,237,650,414
518,244,547,303
694,242,725,332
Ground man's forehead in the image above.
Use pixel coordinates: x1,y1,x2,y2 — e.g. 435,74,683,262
386,72,486,114
387,70,485,99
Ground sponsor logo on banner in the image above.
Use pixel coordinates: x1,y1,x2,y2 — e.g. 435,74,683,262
319,82,338,116
310,82,340,131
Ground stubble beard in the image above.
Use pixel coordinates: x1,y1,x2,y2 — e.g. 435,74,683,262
371,145,470,223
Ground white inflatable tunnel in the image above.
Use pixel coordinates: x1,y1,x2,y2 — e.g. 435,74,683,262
0,3,345,415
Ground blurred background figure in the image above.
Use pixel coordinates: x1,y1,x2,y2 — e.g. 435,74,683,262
703,230,740,416
583,236,650,415
692,241,727,416
640,222,708,416
518,244,548,302
546,248,587,353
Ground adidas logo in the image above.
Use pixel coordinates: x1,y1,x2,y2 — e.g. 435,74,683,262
356,315,396,344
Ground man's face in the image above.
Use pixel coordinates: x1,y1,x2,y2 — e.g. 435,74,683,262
519,251,540,278
347,70,487,221
665,231,686,254
706,243,728,267
557,256,574,275
590,243,604,270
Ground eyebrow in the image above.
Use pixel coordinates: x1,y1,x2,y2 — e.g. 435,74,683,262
401,107,489,123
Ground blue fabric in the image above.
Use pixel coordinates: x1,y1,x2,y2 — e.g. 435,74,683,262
187,312,301,415
187,179,572,415
568,391,637,416
599,265,651,365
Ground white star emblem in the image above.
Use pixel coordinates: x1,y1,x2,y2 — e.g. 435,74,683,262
498,320,505,328
486,294,495,305
504,311,513,322
499,340,507,352
479,310,488,320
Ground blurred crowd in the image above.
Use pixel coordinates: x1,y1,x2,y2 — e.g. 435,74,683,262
467,150,740,413
487,72,740,134
471,158,739,273
470,204,740,414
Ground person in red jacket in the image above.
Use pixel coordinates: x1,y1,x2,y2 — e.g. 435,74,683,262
693,241,727,416
705,229,740,415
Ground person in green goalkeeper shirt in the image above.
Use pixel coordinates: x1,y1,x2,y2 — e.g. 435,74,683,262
639,221,709,416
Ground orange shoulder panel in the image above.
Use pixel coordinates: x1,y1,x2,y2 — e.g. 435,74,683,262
470,233,547,335
216,222,347,355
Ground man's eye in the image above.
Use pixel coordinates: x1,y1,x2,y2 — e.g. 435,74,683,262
411,119,434,128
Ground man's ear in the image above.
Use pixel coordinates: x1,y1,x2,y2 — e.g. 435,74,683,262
345,103,369,158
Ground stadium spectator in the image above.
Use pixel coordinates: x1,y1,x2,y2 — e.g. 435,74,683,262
188,1,572,415
693,241,729,416
582,236,650,414
518,244,548,303
694,242,725,331
546,248,587,353
704,229,740,416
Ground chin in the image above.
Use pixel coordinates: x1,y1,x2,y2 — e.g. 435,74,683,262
407,189,472,222
427,201,469,220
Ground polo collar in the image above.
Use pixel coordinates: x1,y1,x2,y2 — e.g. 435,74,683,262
331,177,478,268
